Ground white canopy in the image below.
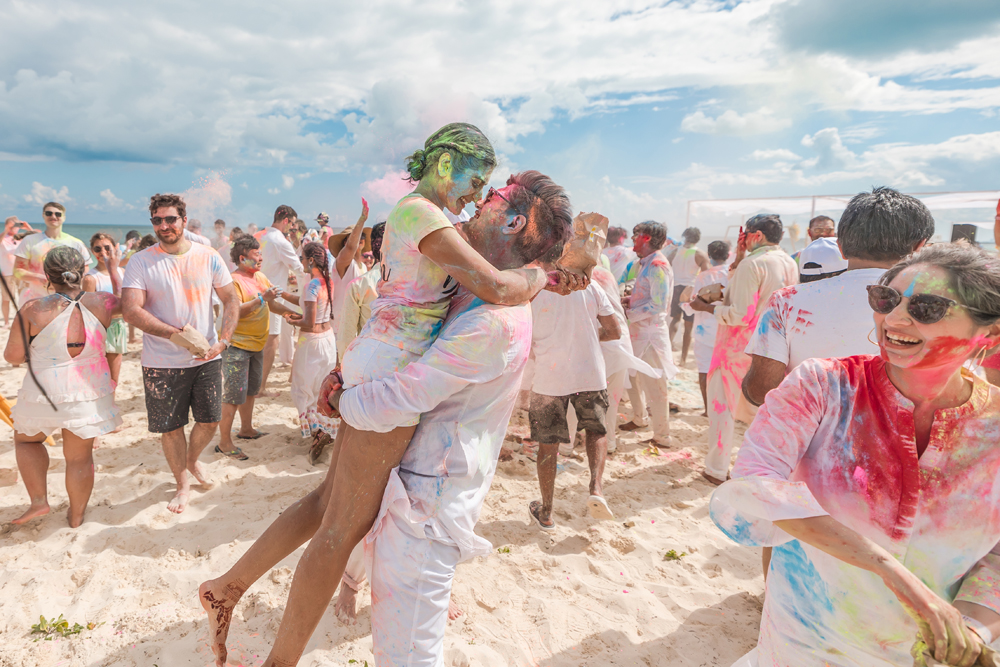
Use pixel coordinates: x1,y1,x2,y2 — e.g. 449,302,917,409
688,191,1000,222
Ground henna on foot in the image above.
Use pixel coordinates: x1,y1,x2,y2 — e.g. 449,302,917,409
199,578,248,667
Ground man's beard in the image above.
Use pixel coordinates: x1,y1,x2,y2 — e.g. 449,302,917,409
155,229,181,244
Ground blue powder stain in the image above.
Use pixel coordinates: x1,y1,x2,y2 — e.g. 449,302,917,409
717,514,757,546
771,541,834,631
695,324,705,335
902,277,917,298
756,308,777,336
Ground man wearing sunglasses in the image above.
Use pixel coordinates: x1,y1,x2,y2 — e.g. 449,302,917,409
12,202,92,304
689,213,798,485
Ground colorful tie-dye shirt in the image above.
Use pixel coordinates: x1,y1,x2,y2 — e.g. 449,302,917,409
627,251,677,379
339,290,532,561
303,276,331,325
710,355,1000,667
13,231,93,302
122,243,232,368
603,245,636,284
358,194,456,356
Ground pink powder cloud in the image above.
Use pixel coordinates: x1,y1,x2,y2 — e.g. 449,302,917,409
361,170,414,205
183,171,232,222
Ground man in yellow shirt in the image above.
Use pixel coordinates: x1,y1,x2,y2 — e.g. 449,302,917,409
216,236,295,459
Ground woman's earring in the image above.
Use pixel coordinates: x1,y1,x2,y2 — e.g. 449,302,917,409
975,345,989,368
867,327,878,346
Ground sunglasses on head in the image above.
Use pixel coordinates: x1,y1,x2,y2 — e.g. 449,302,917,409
151,216,181,226
867,284,992,324
44,210,63,218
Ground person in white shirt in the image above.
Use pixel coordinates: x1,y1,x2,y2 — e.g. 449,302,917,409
199,166,575,667
619,221,679,447
669,227,710,365
256,205,305,397
602,225,635,283
742,187,934,408
326,204,371,331
337,221,385,361
528,278,621,529
212,219,228,250
122,193,239,515
13,202,92,304
184,218,214,246
1,216,29,325
689,214,798,484
681,240,730,414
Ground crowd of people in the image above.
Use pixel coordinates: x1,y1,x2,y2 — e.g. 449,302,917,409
3,121,1000,667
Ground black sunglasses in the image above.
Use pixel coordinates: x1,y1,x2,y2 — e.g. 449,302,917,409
867,284,992,324
44,210,63,218
485,187,524,217
151,216,181,226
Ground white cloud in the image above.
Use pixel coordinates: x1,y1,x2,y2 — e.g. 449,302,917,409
282,174,295,189
267,187,280,195
750,148,802,161
97,188,135,210
681,108,792,136
23,182,71,205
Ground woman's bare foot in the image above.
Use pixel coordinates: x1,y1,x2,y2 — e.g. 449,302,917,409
188,461,216,489
167,488,190,514
12,502,50,524
448,598,463,621
334,585,359,624
199,579,247,667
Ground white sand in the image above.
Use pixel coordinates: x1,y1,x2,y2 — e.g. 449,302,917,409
0,332,763,667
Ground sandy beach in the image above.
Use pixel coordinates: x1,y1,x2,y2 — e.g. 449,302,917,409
0,328,763,667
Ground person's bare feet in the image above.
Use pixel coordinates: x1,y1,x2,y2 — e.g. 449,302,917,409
334,585,359,624
255,389,280,399
188,461,216,489
200,579,246,667
12,502,50,524
167,488,190,514
448,597,463,621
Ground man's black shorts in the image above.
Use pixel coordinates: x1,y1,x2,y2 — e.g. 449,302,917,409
142,359,223,433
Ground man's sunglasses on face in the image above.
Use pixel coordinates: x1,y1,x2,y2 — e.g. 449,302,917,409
151,216,182,226
44,210,63,219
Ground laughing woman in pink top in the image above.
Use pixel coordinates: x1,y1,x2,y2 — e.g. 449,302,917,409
712,244,1000,667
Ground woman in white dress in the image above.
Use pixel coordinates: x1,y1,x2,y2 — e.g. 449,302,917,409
4,246,122,527
82,233,126,385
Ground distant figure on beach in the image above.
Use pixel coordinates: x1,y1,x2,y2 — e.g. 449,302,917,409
83,233,128,386
13,201,90,304
122,193,239,514
602,225,635,284
4,246,123,527
212,219,228,250
1,216,30,325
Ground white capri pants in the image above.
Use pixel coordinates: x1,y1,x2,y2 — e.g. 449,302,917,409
370,512,460,667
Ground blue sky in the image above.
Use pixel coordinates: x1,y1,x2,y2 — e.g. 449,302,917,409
1,0,998,238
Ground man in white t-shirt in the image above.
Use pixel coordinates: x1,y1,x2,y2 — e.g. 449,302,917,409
256,204,304,397
528,279,621,529
122,193,239,515
680,240,730,414
13,201,92,303
669,227,709,364
742,186,934,406
185,218,213,246
602,225,636,283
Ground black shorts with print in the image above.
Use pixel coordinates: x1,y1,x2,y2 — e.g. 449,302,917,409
142,359,223,433
529,389,609,445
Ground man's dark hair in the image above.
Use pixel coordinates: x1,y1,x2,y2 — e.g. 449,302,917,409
633,220,667,251
838,186,934,262
371,221,387,264
125,230,141,241
809,215,835,229
230,235,260,265
137,234,157,250
149,193,186,218
43,201,66,213
707,240,731,262
746,214,783,244
214,218,226,228
273,205,297,224
607,226,628,244
505,170,573,264
682,227,701,244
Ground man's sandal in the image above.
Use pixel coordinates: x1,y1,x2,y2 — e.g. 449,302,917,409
215,445,249,461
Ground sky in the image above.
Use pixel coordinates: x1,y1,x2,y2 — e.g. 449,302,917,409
1,0,999,238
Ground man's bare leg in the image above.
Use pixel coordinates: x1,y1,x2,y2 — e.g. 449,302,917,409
681,319,694,366
218,403,240,454
187,421,219,489
262,423,417,666
12,433,50,524
161,428,191,514
257,334,280,398
200,429,346,666
236,397,257,437
533,442,559,528
585,431,607,498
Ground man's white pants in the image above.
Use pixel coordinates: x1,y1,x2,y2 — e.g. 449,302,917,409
704,365,757,480
625,348,671,443
370,512,459,667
